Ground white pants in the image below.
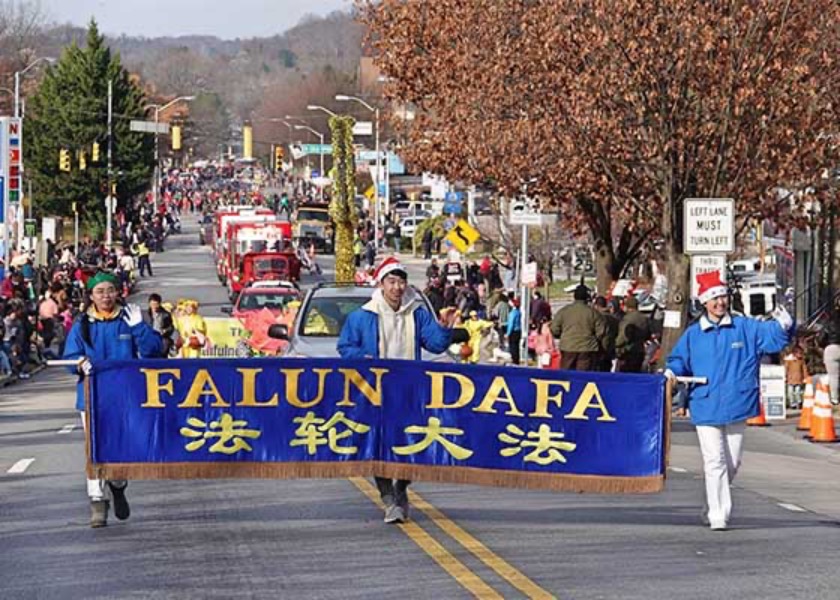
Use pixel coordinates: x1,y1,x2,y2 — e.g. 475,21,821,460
824,344,840,403
80,412,126,501
695,422,745,528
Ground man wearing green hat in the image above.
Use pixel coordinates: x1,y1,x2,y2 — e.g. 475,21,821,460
63,271,164,528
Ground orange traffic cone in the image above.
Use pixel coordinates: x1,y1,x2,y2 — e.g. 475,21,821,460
797,377,814,432
809,375,838,443
747,398,770,427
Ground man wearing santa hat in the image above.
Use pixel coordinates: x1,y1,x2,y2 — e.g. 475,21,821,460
665,270,793,531
338,256,469,524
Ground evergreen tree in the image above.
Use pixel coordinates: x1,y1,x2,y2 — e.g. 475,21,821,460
25,20,154,233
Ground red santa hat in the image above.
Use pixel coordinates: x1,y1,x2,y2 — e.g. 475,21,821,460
374,256,407,283
696,270,728,304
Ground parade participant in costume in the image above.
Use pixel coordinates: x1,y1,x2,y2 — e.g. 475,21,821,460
463,310,494,364
337,256,469,524
666,271,792,531
62,271,163,528
176,299,208,358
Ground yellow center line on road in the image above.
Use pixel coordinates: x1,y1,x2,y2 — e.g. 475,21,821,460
409,490,555,600
349,478,503,599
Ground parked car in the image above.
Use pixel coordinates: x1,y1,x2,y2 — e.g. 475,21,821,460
399,215,427,238
270,283,453,361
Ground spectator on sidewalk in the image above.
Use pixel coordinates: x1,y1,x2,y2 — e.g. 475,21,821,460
530,291,552,328
819,310,840,405
550,285,608,371
146,293,175,357
506,297,522,365
593,296,618,371
615,296,651,373
783,343,808,409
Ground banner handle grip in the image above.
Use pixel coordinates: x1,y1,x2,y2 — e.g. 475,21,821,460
676,376,707,385
47,359,84,367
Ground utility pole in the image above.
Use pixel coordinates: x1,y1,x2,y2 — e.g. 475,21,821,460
153,105,160,211
106,79,113,247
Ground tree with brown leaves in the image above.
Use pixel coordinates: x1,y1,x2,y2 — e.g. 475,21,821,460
361,0,840,357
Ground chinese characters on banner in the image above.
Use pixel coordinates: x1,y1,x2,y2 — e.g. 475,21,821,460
87,358,668,494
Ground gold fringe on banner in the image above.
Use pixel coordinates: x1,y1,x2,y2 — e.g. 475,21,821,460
88,461,664,494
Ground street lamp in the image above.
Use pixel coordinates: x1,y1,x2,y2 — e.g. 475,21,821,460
336,94,381,246
294,124,325,200
145,95,195,210
9,57,55,258
307,104,337,117
15,56,55,118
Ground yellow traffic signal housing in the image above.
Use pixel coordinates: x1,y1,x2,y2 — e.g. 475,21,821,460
171,125,182,151
92,142,100,162
59,149,71,172
274,146,284,171
79,150,87,171
243,124,253,160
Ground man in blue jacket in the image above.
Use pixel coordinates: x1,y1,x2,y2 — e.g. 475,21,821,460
63,272,164,528
338,256,468,523
666,270,792,531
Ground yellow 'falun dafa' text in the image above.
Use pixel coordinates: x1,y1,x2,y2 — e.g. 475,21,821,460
291,411,371,455
180,413,261,454
393,416,474,460
498,423,577,465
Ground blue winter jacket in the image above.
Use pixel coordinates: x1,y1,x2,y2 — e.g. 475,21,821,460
337,301,452,360
666,313,790,426
63,308,164,410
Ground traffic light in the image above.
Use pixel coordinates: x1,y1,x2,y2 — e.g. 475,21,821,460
92,142,100,162
171,125,182,151
274,146,284,171
242,124,253,160
79,150,87,171
59,149,71,172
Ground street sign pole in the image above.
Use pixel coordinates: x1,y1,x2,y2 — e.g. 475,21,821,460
373,107,380,249
520,223,530,364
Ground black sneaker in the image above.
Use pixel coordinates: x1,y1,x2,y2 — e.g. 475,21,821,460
108,482,130,520
90,499,109,528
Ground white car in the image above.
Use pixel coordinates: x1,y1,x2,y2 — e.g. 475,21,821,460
399,215,427,238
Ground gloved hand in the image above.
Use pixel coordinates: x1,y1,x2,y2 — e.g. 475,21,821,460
662,369,677,384
77,357,93,377
123,303,143,328
771,305,794,331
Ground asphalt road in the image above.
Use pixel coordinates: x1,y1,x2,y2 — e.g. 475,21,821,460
2,216,840,599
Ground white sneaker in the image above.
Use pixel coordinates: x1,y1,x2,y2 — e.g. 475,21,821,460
709,521,728,531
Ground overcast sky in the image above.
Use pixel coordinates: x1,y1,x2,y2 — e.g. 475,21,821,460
41,0,352,39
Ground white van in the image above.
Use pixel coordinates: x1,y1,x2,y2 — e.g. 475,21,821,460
729,258,761,275
739,286,777,318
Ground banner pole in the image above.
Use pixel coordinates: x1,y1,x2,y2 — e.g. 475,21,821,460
84,375,93,479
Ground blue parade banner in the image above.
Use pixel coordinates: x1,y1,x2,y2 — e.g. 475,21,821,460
86,358,669,493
